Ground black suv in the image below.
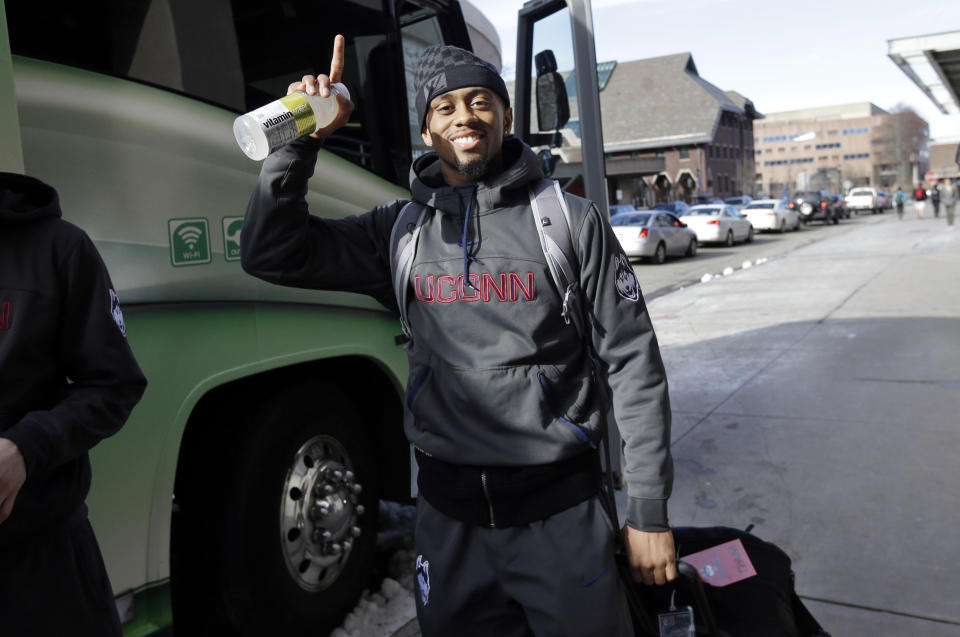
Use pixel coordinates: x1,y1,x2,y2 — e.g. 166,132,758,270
789,190,838,224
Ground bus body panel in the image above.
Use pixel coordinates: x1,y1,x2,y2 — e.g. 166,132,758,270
87,303,407,594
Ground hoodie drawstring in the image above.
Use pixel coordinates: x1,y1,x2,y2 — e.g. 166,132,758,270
458,187,480,289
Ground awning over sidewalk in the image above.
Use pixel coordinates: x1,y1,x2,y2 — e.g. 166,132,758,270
888,30,960,115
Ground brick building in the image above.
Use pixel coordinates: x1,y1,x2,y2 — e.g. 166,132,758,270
928,140,960,180
753,103,929,196
518,53,761,207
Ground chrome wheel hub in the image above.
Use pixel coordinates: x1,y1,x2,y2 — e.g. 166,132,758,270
279,435,365,592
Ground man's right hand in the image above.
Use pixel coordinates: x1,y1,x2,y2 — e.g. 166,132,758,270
287,34,355,141
0,437,26,525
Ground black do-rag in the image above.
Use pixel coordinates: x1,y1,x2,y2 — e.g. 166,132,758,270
414,44,510,131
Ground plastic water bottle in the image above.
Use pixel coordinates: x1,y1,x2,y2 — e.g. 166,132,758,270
233,83,350,160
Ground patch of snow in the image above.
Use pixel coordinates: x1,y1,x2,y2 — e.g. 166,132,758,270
741,260,752,269
722,267,734,276
327,503,419,637
328,573,415,637
700,273,713,283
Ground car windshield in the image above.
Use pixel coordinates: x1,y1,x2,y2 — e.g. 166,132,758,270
724,198,744,204
686,207,721,216
611,213,651,226
850,189,872,196
746,202,775,209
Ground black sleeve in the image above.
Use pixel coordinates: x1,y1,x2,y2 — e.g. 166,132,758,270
1,234,147,476
575,202,673,532
240,138,401,312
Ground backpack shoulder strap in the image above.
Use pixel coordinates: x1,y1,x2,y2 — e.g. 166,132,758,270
389,200,429,341
528,178,586,338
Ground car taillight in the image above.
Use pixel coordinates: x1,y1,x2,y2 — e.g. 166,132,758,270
821,201,827,208
707,220,720,225
639,228,649,238
767,212,776,216
788,202,795,209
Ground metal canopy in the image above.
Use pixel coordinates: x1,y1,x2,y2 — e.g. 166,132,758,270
888,30,960,115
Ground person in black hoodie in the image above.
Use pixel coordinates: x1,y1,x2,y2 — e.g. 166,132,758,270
0,172,147,636
243,38,675,637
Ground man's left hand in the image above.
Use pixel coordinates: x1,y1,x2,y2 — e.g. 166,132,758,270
0,438,26,525
621,525,677,585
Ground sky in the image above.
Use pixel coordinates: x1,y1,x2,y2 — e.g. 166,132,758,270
479,0,959,141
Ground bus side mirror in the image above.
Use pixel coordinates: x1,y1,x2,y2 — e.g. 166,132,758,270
535,50,570,135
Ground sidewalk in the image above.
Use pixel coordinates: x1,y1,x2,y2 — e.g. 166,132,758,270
641,209,960,635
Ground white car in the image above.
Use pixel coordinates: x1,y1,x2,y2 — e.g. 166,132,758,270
845,187,881,215
741,199,800,233
611,210,699,264
679,205,754,246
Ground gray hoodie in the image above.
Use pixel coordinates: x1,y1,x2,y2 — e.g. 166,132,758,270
241,137,673,530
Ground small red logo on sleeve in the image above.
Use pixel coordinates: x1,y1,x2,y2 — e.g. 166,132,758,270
0,301,11,330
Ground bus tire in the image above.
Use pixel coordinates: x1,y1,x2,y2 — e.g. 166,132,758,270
220,382,379,636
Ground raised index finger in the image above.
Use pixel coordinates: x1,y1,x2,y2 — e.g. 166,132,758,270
329,34,345,84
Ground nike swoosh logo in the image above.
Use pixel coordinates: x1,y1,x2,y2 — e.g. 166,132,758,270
579,569,607,587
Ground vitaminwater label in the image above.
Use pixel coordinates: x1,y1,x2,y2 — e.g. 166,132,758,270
278,93,317,136
250,93,316,152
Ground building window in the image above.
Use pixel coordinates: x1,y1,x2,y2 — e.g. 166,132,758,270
842,127,870,135
843,153,870,160
655,150,665,158
679,148,690,160
708,146,714,158
827,130,838,135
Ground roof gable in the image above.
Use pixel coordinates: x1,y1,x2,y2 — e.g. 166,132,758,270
598,53,752,151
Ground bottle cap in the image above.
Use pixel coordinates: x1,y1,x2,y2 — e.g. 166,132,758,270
331,82,351,101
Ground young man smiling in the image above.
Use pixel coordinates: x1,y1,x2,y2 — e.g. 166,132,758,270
242,38,675,636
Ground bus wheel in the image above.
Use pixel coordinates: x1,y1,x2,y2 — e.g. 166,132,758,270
222,383,379,635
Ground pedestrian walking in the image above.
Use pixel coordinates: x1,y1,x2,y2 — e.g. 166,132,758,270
940,178,957,228
0,173,147,636
914,184,927,219
930,183,941,218
241,37,675,637
893,185,907,220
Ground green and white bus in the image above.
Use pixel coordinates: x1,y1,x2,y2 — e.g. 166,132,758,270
0,0,603,633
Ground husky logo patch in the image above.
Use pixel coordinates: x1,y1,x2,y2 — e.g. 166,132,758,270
109,289,126,337
416,554,431,606
614,252,639,302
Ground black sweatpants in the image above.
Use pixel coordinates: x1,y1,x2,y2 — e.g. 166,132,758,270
414,495,633,637
0,511,122,637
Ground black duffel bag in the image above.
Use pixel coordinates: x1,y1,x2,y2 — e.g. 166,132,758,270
626,526,830,637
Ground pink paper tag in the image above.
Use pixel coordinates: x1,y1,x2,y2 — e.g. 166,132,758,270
680,538,757,587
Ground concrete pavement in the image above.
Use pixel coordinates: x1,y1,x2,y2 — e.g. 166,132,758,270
640,207,960,635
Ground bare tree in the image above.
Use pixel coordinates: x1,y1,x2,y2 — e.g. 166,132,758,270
874,104,929,188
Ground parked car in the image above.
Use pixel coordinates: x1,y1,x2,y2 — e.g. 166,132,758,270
679,205,754,246
845,187,881,215
652,201,691,216
877,190,892,211
789,190,838,224
830,194,850,219
610,210,698,264
742,199,800,232
724,195,753,210
608,203,638,217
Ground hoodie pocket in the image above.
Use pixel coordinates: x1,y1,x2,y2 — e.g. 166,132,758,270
406,364,432,411
537,371,597,449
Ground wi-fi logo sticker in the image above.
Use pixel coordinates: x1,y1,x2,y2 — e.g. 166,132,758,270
169,218,211,266
177,225,203,249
